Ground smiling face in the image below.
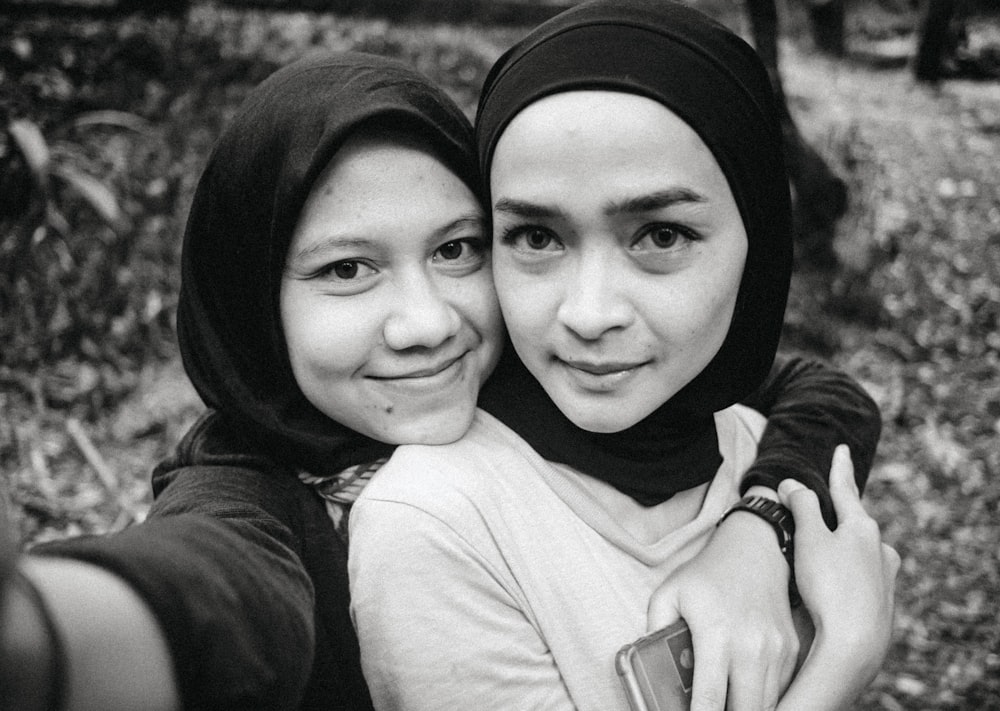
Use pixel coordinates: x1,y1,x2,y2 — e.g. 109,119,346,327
281,131,503,444
490,91,748,433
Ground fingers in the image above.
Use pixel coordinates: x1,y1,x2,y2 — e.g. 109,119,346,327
646,584,682,633
882,542,902,579
689,620,797,711
725,664,766,711
777,479,824,537
828,444,867,525
688,637,728,711
761,661,783,711
727,653,787,711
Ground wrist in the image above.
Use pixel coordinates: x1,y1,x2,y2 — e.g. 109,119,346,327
718,494,800,604
712,510,788,576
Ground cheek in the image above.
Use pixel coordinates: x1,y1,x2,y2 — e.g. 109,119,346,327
457,273,506,377
675,267,743,356
495,283,542,349
493,262,553,343
283,297,379,382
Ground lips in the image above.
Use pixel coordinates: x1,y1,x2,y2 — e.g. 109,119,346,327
368,351,469,383
554,355,650,393
559,357,647,376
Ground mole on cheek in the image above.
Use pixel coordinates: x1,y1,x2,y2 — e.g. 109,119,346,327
384,405,394,415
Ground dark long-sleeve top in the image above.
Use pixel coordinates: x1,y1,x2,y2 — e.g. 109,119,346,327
34,355,880,710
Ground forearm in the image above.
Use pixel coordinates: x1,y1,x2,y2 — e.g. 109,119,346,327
32,468,318,710
776,628,878,711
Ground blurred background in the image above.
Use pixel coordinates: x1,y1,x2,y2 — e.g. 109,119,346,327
1,0,998,707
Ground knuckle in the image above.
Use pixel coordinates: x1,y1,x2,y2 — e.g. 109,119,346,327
847,515,881,540
738,627,785,658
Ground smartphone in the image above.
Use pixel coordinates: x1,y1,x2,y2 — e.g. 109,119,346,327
615,620,694,711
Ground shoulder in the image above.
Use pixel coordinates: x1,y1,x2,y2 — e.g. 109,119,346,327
714,404,767,477
361,410,535,502
716,403,767,444
351,410,548,545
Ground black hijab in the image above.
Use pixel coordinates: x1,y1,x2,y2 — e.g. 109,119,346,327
476,0,794,504
177,51,479,478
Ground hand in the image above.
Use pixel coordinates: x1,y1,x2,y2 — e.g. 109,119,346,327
778,445,900,689
647,501,799,711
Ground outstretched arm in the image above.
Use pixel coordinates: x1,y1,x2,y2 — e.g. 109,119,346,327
1,413,319,711
3,555,180,711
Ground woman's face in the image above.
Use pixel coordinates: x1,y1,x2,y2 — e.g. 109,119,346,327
490,91,747,433
281,133,503,444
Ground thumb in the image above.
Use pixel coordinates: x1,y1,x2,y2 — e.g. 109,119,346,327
647,582,683,633
778,479,824,536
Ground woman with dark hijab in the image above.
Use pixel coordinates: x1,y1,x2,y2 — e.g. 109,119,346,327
3,50,502,711
3,38,882,711
349,2,898,710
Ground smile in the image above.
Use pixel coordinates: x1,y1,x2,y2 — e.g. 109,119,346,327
369,352,469,391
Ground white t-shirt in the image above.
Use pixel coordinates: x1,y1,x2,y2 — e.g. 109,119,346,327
349,406,765,711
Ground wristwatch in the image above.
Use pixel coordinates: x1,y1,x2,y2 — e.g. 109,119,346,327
718,495,800,606
718,495,794,559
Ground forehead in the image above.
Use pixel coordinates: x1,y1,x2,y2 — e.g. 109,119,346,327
291,134,482,247
490,90,730,205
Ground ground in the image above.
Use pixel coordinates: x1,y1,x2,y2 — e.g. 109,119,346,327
1,4,998,708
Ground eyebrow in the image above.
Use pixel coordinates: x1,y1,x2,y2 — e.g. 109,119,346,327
604,188,706,216
493,188,706,220
492,198,560,219
289,237,374,264
288,214,486,263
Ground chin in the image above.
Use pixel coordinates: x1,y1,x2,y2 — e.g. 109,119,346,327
558,394,663,434
562,408,638,434
388,411,475,446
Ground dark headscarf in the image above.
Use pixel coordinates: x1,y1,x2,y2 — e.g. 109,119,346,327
177,51,479,478
476,0,793,504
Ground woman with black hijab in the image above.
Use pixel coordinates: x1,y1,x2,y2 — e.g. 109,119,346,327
349,2,898,710
3,37,883,711
3,50,503,711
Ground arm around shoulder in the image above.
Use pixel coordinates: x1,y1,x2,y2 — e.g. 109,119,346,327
740,354,882,527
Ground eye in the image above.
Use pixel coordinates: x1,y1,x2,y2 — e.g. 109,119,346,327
432,237,488,276
435,238,486,262
332,261,358,279
499,226,562,252
324,260,376,280
632,223,697,251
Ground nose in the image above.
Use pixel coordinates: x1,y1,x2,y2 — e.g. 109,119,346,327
556,250,634,340
383,270,461,351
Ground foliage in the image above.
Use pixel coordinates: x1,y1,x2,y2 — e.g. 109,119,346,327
1,111,146,368
0,4,998,709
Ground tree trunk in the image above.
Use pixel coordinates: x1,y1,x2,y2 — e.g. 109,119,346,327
806,0,846,57
914,0,959,80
